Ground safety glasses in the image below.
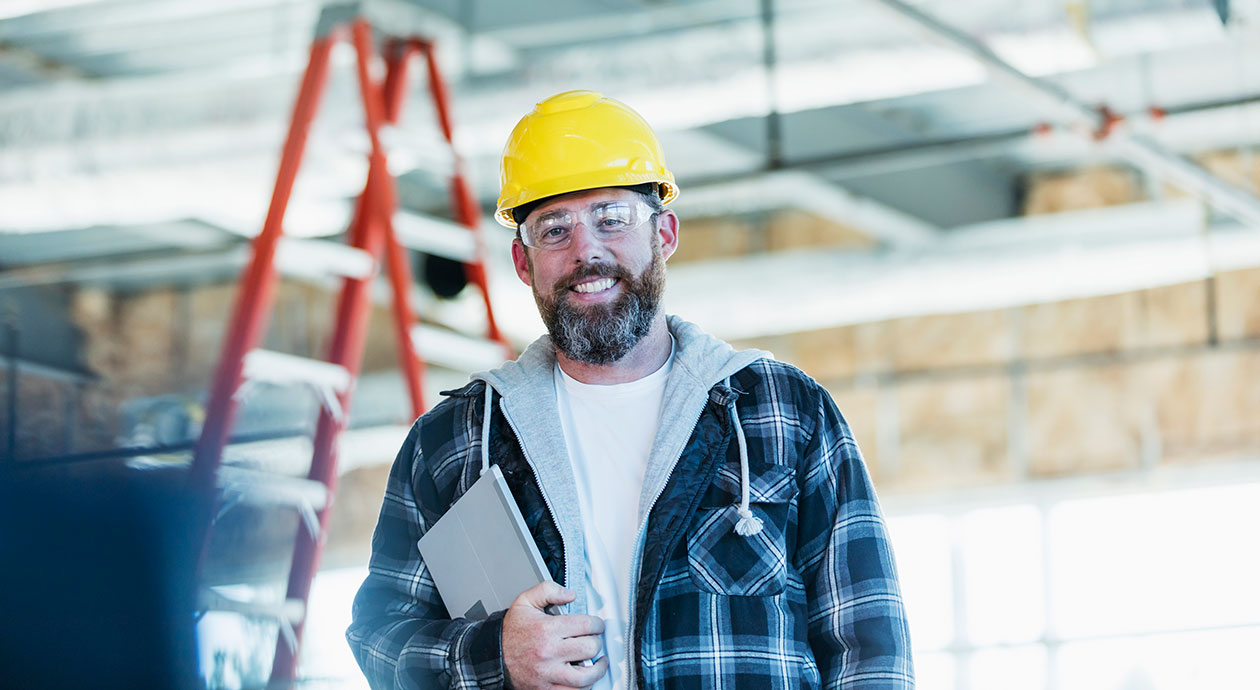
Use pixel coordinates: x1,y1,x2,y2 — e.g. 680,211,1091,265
519,199,656,250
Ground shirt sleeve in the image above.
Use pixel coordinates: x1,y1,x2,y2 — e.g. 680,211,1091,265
345,423,508,689
794,387,915,689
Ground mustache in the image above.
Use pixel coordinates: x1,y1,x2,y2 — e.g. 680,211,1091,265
555,262,632,293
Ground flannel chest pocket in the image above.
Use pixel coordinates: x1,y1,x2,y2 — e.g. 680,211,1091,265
687,461,797,596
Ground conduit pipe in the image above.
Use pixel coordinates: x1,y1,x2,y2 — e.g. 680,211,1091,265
868,0,1260,229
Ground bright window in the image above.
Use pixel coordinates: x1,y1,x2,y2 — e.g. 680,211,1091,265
884,478,1260,690
1056,628,1260,690
887,514,954,651
961,505,1044,645
1049,484,1260,638
969,644,1048,690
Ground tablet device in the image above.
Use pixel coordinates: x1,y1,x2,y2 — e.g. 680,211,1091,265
417,464,551,620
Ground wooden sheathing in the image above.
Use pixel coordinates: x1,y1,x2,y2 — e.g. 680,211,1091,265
734,267,1260,493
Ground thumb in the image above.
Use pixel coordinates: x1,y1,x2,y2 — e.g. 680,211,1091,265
517,580,575,611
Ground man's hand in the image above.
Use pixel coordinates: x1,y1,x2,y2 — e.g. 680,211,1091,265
502,581,609,690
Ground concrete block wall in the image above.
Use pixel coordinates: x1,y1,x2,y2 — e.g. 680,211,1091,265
2,278,408,461
733,267,1260,494
670,209,872,263
1023,166,1145,215
1021,148,1260,215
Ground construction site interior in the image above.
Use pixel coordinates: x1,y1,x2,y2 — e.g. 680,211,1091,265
1,0,1259,688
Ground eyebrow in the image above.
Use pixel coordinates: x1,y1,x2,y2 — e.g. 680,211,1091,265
589,201,631,212
534,208,570,222
535,199,632,219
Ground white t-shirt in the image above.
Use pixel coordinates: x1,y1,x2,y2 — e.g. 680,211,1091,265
553,343,674,690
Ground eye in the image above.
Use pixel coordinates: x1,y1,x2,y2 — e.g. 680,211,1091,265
538,224,571,246
594,204,634,230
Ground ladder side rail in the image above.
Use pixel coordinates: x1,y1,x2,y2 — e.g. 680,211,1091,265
268,169,390,687
417,40,512,355
268,20,401,685
190,34,337,492
381,39,428,419
383,214,427,419
381,39,417,126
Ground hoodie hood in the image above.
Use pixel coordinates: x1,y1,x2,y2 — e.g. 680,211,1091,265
474,315,769,415
468,315,770,611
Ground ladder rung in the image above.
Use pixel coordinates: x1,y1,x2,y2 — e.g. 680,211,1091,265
199,588,306,624
242,350,351,392
393,211,477,263
411,324,507,372
276,237,376,280
216,466,329,512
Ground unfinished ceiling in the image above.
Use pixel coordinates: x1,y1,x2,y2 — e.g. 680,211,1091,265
2,0,1260,340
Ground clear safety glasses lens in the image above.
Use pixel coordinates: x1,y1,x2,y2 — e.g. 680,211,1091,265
521,201,651,250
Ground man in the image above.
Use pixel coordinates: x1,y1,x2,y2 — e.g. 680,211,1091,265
347,90,913,689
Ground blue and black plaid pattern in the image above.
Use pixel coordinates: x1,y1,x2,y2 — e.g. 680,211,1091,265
346,359,914,689
346,394,512,689
636,360,913,689
687,461,795,596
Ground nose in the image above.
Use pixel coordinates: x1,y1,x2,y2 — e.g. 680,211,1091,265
566,222,606,264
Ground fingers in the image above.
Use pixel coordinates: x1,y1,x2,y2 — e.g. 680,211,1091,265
553,634,603,663
554,614,604,638
515,580,577,612
556,654,609,689
503,589,606,690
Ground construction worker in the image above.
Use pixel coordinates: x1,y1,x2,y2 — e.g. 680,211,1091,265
347,90,914,689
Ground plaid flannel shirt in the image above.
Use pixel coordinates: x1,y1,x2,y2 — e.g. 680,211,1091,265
347,355,913,689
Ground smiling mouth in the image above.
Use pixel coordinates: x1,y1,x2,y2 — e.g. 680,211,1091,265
571,277,618,294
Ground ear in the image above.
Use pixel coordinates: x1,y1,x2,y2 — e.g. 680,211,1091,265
511,238,533,286
655,210,679,262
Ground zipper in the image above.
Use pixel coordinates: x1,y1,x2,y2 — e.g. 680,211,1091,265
623,395,713,690
499,402,572,592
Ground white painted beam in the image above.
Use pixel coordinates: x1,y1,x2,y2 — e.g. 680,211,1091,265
0,0,112,21
392,210,476,262
674,169,940,246
667,199,1260,341
6,194,1252,349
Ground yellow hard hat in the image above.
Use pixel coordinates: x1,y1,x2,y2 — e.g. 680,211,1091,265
495,90,678,228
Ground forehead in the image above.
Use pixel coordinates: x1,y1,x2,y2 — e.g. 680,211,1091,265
527,187,639,220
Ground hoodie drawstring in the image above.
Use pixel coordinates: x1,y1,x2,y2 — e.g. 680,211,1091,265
480,383,493,477
725,378,764,538
481,377,761,536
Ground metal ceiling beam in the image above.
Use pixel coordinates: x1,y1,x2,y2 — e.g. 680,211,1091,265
0,43,87,81
0,246,249,291
790,91,1260,180
13,4,319,60
69,33,321,78
0,0,304,39
0,0,110,21
0,5,1244,155
475,0,770,48
675,170,940,245
867,0,1260,228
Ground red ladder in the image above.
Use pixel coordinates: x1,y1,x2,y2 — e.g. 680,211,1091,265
188,12,510,686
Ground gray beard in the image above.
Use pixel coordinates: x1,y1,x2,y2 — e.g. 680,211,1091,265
536,251,664,366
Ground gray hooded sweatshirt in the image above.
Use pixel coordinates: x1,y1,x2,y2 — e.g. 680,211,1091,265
470,314,770,616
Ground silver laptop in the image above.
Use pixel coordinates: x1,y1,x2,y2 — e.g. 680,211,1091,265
417,464,551,620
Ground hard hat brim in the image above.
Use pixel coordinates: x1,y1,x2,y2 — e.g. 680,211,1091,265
495,177,678,228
